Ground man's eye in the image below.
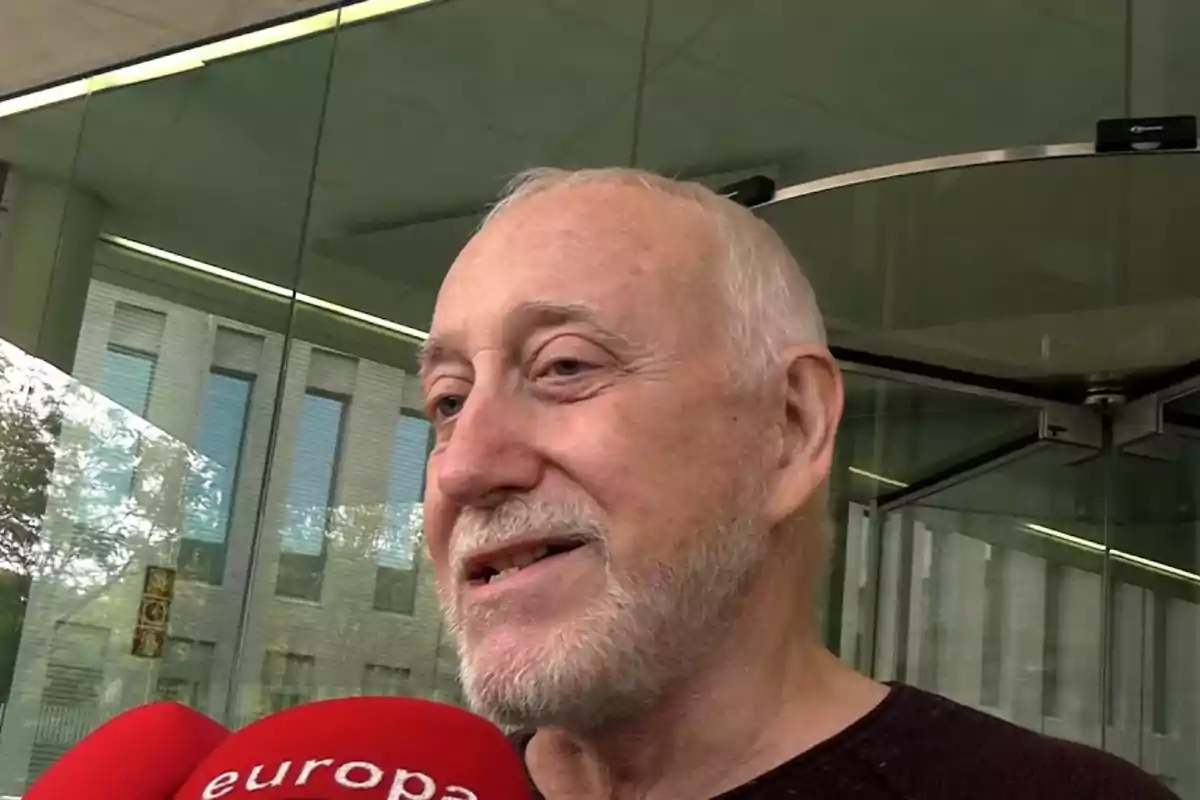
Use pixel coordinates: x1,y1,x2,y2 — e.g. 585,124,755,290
433,395,465,419
542,358,590,378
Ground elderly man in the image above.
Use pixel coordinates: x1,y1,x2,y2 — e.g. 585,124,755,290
418,168,1175,799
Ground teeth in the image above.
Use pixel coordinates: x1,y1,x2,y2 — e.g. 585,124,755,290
488,567,520,584
483,545,555,584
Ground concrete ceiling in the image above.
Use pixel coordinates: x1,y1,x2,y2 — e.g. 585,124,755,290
0,0,332,96
3,0,1200,385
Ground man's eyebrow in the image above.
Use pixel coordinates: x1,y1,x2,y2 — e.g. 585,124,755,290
417,338,451,379
513,300,605,330
418,300,640,378
508,300,637,352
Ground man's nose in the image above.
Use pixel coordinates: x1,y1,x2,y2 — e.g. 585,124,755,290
431,387,541,508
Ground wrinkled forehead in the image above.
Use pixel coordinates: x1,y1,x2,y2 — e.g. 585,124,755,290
429,184,725,354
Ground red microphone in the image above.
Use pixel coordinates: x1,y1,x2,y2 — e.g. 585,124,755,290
25,701,228,800
174,696,530,800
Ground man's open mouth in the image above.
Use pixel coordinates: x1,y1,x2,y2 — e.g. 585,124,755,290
465,536,590,585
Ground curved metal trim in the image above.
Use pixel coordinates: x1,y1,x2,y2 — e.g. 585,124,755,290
760,142,1200,206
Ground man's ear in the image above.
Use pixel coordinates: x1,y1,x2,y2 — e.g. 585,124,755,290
763,344,843,527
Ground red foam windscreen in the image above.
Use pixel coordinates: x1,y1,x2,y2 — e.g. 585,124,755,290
174,696,529,800
26,701,228,800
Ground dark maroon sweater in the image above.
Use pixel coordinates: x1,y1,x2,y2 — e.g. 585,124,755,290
513,683,1180,799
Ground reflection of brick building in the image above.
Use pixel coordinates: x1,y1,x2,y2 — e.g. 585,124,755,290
0,279,460,794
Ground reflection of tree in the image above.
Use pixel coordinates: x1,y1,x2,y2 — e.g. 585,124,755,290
0,340,223,621
0,362,58,586
281,501,425,566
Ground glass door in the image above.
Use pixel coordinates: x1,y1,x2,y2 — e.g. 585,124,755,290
834,378,1200,798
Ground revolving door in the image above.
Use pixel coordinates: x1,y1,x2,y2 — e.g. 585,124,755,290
757,145,1200,793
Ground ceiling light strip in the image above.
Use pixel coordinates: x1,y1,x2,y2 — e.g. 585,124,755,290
89,52,207,92
847,466,908,488
0,80,89,119
99,233,428,342
102,234,291,299
297,292,430,340
0,0,438,120
1022,522,1200,587
340,0,435,25
1112,550,1200,585
1021,522,1106,554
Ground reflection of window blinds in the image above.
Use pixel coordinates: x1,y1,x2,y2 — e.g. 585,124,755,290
184,328,263,544
109,302,166,355
91,308,164,520
32,622,109,779
361,663,411,696
281,350,355,556
100,348,156,417
157,637,216,711
378,414,430,569
184,372,253,543
261,651,315,713
211,327,263,374
281,393,345,555
101,303,165,416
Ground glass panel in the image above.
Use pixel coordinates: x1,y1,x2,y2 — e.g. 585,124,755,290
0,97,94,796
864,438,1107,746
848,383,1200,793
637,2,1127,184
838,373,1040,504
0,12,339,792
757,152,1200,383
1108,404,1200,796
221,0,652,720
1129,0,1200,121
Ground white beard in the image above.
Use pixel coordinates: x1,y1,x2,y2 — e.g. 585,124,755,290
439,492,770,732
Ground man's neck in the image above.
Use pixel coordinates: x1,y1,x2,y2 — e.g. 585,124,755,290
523,583,889,799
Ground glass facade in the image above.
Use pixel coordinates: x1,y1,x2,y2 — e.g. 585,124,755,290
0,0,1197,795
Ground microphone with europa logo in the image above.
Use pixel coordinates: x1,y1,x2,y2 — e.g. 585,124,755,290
25,701,229,800
174,695,530,800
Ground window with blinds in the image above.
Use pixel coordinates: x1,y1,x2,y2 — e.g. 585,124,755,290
374,410,431,615
180,328,261,585
261,651,315,714
277,349,356,602
29,623,109,782
361,663,411,697
102,302,165,416
155,637,216,713
76,303,165,542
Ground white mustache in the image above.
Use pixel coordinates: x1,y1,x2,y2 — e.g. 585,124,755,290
450,497,607,575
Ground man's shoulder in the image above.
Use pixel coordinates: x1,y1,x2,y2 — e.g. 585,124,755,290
864,684,1178,799
502,687,1179,799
